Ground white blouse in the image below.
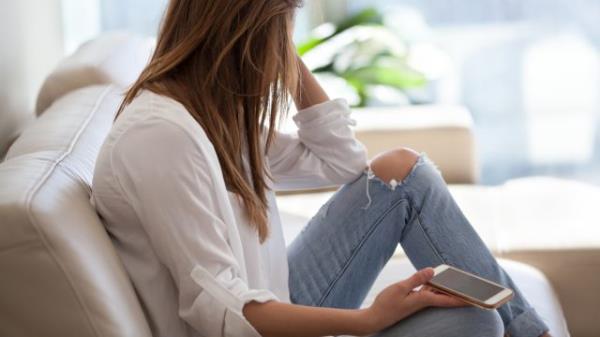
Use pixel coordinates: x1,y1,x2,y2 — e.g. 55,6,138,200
91,90,368,337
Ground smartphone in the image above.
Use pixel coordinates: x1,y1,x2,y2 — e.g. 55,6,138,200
426,264,514,309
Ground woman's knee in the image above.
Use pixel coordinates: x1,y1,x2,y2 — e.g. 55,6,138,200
375,307,504,337
454,307,504,337
369,147,420,184
434,307,504,337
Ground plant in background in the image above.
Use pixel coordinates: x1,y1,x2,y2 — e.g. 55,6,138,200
298,8,427,107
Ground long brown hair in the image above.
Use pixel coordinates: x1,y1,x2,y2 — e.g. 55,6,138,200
118,0,302,242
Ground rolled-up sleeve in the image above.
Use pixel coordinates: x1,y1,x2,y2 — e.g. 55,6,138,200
111,117,276,337
267,98,369,191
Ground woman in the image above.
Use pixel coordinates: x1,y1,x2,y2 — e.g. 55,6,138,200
91,1,551,336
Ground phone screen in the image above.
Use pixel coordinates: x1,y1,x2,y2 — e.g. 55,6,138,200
430,268,504,301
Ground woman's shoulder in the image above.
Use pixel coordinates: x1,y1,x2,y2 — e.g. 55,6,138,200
125,90,201,132
92,90,226,213
107,90,218,167
118,91,210,144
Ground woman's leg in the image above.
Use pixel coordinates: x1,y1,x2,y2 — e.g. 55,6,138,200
374,307,504,337
287,150,548,337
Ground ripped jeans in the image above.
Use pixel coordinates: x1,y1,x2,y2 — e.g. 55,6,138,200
287,154,549,337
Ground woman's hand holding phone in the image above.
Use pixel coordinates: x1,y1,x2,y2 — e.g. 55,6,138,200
364,268,467,332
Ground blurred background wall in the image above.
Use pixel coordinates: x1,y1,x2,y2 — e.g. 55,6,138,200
0,0,64,150
2,0,598,186
343,0,600,184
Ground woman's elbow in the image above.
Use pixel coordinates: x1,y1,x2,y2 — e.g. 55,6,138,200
350,143,369,174
329,146,369,183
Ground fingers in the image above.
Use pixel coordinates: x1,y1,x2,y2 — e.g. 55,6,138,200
411,290,468,308
399,268,435,291
397,268,467,311
419,285,436,293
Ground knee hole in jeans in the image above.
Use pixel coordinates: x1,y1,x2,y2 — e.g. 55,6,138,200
369,147,420,187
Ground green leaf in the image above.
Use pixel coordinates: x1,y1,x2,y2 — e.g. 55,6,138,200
344,76,368,107
297,37,325,56
297,8,384,55
297,7,429,106
335,8,383,33
344,65,427,89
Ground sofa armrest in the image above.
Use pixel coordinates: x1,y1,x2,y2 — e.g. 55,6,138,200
352,105,479,184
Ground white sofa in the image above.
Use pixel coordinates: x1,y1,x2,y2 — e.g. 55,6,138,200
1,33,594,337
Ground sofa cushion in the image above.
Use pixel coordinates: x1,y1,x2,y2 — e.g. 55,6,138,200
0,85,151,337
8,86,114,161
35,32,154,116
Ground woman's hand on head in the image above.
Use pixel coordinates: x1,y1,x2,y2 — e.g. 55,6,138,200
364,268,467,332
293,56,330,109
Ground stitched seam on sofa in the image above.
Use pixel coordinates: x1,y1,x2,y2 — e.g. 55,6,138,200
0,239,42,256
317,198,409,307
24,85,114,337
57,161,93,195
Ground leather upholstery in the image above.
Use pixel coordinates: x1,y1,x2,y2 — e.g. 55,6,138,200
0,111,31,161
35,32,154,116
0,85,151,337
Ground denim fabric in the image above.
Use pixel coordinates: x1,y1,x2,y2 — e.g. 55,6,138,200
287,155,549,337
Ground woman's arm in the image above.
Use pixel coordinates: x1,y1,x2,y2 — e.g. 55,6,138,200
293,58,330,110
243,268,465,337
265,57,368,190
244,301,371,337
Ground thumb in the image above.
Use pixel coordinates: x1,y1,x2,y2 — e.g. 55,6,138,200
402,268,435,291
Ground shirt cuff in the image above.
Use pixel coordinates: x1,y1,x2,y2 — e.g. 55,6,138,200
505,307,550,337
191,266,278,337
293,98,356,128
